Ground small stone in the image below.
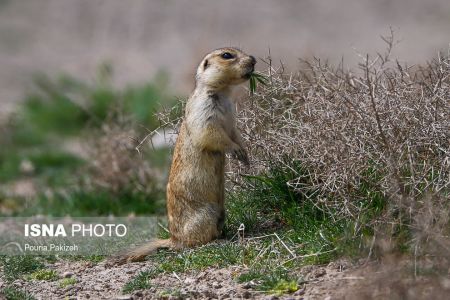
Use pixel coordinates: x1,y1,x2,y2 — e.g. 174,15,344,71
196,271,207,281
185,277,195,284
63,272,74,278
247,280,259,289
242,290,252,299
294,287,306,296
63,286,74,293
313,268,326,278
115,295,133,300
12,280,22,287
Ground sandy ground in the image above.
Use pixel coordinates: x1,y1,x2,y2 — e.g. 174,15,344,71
2,256,449,299
0,257,360,300
1,0,450,118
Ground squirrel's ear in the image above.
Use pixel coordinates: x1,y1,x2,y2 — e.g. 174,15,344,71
203,59,209,70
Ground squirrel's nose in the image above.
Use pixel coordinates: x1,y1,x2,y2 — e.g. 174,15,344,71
249,55,256,66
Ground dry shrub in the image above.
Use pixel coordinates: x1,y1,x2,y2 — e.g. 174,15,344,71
234,33,448,230
228,35,449,296
88,119,164,194
156,34,449,261
149,34,448,297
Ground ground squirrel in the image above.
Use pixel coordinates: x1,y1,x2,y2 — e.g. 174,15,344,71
116,47,256,263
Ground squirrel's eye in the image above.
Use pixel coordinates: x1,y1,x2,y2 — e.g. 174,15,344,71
221,52,234,59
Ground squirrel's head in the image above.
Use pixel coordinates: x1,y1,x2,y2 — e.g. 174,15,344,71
196,47,256,90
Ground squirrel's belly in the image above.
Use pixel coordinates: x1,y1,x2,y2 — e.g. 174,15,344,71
174,151,224,203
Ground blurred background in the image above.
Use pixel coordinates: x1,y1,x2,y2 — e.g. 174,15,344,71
1,0,450,116
0,0,449,217
0,3,448,298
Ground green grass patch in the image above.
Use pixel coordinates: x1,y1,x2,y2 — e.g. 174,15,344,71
0,148,84,184
82,255,106,264
59,277,77,288
225,192,260,234
28,151,83,174
22,92,88,137
61,254,105,264
19,187,165,217
223,161,387,294
123,270,156,293
238,268,298,294
26,269,58,281
226,162,342,260
268,279,299,295
0,286,36,300
21,69,174,138
156,221,170,239
0,255,44,281
226,161,386,259
158,289,183,299
0,151,23,182
4,119,48,148
155,243,243,273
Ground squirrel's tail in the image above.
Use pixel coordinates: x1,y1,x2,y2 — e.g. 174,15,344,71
110,239,173,265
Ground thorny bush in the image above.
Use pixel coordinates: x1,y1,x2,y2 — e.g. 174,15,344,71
231,36,449,259
156,34,449,260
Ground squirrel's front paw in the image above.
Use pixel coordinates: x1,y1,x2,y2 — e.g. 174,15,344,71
232,147,250,166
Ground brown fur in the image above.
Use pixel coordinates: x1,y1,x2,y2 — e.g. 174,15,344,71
114,47,255,263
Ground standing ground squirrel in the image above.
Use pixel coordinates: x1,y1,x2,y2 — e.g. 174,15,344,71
116,47,256,263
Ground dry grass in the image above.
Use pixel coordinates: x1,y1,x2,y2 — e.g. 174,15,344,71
156,34,449,251
240,39,447,196
88,117,164,195
231,32,449,246
228,35,449,296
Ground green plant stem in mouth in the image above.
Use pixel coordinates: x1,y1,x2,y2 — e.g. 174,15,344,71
243,71,253,79
249,72,268,95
